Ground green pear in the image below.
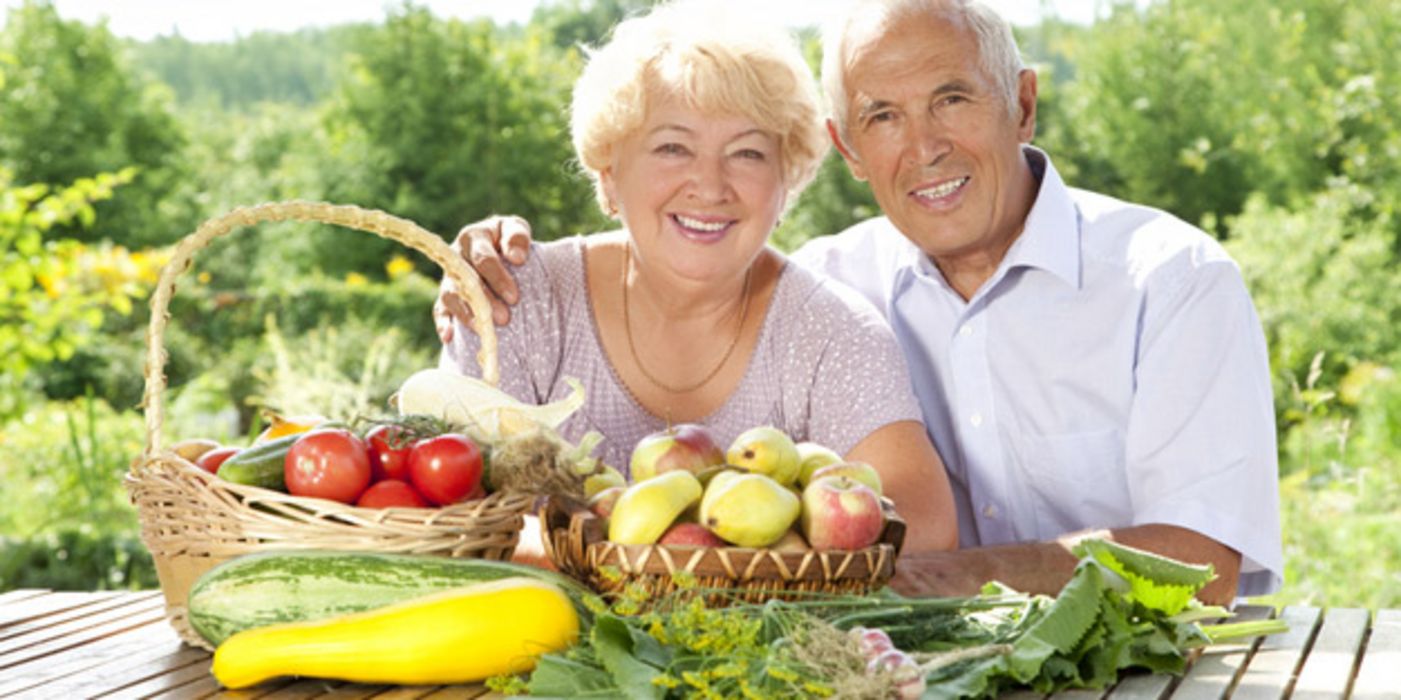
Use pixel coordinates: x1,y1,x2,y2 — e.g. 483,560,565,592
583,464,627,498
699,473,800,548
796,442,844,486
726,426,801,487
608,471,702,545
700,469,745,515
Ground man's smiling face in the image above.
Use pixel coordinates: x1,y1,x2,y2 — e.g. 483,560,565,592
832,10,1038,281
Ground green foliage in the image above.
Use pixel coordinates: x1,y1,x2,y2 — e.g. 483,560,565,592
0,530,156,591
129,26,367,108
0,168,142,420
325,5,606,244
0,0,193,246
531,0,662,49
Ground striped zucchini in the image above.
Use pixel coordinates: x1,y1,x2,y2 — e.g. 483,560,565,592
187,550,591,647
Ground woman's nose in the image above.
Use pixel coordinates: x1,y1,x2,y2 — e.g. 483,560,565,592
687,155,733,202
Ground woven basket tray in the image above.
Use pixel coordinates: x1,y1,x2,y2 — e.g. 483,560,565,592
540,497,906,604
125,201,533,648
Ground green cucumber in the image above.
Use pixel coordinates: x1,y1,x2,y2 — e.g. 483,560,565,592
216,433,299,491
216,422,349,491
186,550,592,646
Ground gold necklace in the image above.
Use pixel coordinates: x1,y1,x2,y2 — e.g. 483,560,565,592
621,246,753,394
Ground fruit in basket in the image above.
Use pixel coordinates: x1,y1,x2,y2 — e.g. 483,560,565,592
795,441,844,486
211,577,580,688
356,479,429,508
588,485,625,518
608,471,702,545
658,522,727,547
810,461,884,496
629,423,726,483
726,426,801,486
254,412,328,443
285,428,373,503
700,473,800,547
771,528,810,552
801,475,885,550
195,446,240,475
172,438,221,463
583,464,627,498
408,433,483,505
365,424,413,482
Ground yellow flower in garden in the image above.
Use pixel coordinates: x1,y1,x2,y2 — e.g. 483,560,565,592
385,254,414,280
345,272,369,287
197,271,211,284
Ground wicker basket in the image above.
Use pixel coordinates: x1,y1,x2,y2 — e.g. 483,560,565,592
126,201,534,648
540,497,906,604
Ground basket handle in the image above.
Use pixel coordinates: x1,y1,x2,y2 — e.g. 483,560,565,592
141,201,498,455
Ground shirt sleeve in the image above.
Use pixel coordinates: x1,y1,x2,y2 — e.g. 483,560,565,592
795,277,926,457
1126,258,1283,597
437,242,557,406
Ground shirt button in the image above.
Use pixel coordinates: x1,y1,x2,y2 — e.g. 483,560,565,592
970,412,983,428
982,503,999,519
959,324,973,337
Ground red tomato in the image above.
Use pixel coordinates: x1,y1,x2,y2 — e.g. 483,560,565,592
284,428,372,503
356,479,429,508
408,434,482,506
195,446,239,474
366,424,413,482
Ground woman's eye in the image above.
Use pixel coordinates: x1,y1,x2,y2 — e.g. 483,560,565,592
654,143,689,156
733,148,767,161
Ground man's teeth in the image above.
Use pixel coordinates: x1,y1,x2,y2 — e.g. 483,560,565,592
915,177,969,199
675,214,728,232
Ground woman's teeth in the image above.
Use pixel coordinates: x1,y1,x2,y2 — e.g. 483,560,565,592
915,177,969,199
674,214,728,232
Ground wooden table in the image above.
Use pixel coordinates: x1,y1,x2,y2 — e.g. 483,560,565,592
1,589,1397,699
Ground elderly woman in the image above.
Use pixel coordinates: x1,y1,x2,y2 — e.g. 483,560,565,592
439,1,956,552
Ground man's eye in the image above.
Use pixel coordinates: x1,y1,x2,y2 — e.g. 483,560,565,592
867,111,896,126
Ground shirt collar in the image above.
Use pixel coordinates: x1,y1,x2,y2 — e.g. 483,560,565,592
895,146,1083,295
1001,146,1082,289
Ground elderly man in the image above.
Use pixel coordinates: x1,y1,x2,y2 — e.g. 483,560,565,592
437,0,1282,604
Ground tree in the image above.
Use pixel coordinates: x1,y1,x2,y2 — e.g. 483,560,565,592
324,5,604,251
0,1,191,247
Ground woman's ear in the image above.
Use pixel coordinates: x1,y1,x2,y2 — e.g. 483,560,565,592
599,167,620,217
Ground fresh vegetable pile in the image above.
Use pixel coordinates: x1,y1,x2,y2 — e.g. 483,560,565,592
489,539,1286,699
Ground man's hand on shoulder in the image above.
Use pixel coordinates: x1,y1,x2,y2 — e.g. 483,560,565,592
433,215,535,343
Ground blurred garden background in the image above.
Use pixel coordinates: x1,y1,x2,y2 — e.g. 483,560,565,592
1,0,1397,607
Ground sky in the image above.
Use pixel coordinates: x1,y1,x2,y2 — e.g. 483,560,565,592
2,1,1112,42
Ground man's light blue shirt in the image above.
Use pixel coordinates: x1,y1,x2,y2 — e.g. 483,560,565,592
792,148,1283,596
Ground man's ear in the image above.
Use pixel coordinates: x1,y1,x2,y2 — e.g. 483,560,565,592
1016,68,1038,143
827,118,868,181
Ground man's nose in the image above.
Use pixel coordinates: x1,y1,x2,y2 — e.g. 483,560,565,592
907,115,951,167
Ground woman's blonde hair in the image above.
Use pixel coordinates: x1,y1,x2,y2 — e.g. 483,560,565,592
571,0,827,216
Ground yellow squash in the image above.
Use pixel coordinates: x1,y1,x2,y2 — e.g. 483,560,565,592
211,577,579,689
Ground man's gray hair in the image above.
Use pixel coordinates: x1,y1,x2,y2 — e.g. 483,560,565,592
821,0,1025,143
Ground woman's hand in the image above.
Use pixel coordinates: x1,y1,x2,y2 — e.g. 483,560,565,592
434,215,536,343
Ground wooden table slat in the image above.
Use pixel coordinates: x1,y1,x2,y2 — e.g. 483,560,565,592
1229,606,1322,700
0,588,51,608
12,635,210,700
0,617,175,696
1049,688,1109,699
1107,670,1176,699
0,589,131,633
0,596,166,671
1166,605,1276,700
1350,608,1401,700
1288,607,1369,700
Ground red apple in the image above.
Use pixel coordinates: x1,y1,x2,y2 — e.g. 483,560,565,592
588,485,626,519
195,446,239,475
658,522,727,548
800,476,885,550
811,461,884,496
629,423,725,482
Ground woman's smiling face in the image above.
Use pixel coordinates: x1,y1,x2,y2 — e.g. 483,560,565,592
602,95,786,285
